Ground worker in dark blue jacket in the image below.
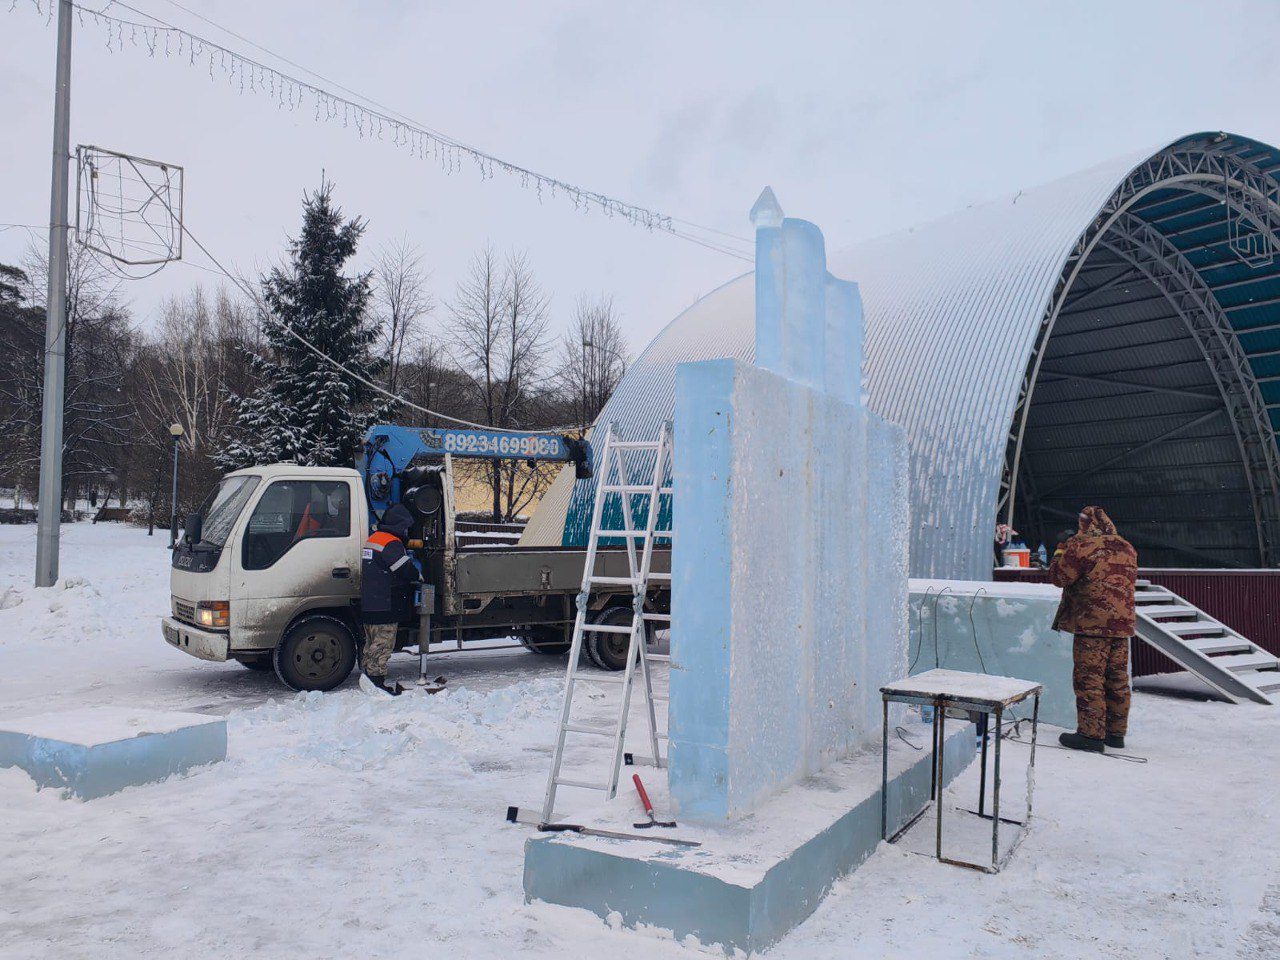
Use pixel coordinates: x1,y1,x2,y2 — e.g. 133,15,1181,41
360,504,421,695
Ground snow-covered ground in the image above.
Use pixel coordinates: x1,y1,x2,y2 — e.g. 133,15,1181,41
1,523,1278,959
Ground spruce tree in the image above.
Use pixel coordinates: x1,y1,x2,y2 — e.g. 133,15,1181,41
219,181,389,469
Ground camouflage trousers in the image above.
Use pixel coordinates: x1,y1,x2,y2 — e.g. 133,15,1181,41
362,624,398,676
1073,634,1131,741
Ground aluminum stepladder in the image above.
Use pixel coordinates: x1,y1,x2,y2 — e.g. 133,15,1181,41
539,421,674,823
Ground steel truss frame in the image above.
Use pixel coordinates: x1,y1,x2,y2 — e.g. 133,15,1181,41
1000,139,1280,565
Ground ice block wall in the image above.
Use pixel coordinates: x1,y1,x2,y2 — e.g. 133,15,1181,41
908,580,1075,727
668,191,909,822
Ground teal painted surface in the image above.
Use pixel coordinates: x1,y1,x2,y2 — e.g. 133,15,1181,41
0,721,227,800
523,725,976,954
909,585,1075,727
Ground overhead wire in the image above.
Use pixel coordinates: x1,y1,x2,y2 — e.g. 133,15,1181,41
171,209,582,436
30,0,752,261
148,0,756,260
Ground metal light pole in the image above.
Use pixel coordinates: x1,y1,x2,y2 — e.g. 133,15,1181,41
168,423,184,547
34,0,74,587
581,339,626,427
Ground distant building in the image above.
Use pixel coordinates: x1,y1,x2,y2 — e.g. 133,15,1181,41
541,132,1280,575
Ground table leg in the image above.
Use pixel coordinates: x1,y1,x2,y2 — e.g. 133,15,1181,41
978,712,989,817
881,697,889,840
991,705,1003,871
930,703,940,799
1027,692,1040,826
935,704,946,861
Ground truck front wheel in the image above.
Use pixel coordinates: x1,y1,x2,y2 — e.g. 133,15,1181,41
273,614,358,692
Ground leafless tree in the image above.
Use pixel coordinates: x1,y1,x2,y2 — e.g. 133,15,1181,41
138,287,251,453
373,238,434,394
557,293,629,429
10,242,132,509
129,286,257,531
448,246,554,520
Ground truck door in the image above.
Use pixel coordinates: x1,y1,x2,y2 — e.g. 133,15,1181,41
230,476,362,648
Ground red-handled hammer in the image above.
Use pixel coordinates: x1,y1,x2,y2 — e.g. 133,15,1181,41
631,773,678,829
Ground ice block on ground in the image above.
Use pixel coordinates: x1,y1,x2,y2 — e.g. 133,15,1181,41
0,707,227,800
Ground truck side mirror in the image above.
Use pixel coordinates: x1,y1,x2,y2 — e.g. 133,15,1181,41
183,513,203,546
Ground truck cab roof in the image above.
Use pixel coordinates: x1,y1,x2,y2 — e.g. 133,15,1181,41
224,463,362,481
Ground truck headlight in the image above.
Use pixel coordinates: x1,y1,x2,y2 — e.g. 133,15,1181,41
197,600,230,629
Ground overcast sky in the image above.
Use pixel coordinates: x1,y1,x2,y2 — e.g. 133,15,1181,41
3,0,1280,353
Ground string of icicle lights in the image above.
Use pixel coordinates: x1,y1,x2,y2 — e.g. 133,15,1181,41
14,0,754,261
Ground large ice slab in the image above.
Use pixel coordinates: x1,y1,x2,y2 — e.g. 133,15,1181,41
670,357,908,822
667,196,909,824
0,707,227,799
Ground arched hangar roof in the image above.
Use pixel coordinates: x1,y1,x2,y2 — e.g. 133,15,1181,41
559,132,1280,578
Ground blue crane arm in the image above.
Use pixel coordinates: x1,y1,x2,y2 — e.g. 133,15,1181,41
359,424,591,519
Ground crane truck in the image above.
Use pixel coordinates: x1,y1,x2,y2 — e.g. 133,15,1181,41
162,424,670,691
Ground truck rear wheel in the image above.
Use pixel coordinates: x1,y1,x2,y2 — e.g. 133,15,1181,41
587,606,646,671
273,614,357,692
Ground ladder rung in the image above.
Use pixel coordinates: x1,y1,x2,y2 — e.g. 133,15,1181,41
583,622,633,634
1186,636,1251,656
602,484,657,494
651,694,669,703
565,723,616,737
1141,604,1198,618
642,612,671,622
648,572,672,581
598,529,652,538
554,777,611,791
574,673,624,685
1218,652,1280,672
646,653,671,663
590,575,641,586
1163,622,1225,636
610,441,661,450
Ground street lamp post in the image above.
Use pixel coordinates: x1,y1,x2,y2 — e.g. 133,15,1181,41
168,423,184,547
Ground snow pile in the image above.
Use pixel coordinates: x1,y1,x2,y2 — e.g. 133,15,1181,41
236,679,561,774
1,524,1278,959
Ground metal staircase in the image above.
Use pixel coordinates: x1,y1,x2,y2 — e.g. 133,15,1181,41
1134,579,1280,705
539,422,674,823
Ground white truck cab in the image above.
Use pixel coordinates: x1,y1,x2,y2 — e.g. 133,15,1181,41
163,463,369,689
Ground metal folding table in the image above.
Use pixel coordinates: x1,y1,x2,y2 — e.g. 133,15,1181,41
880,668,1042,874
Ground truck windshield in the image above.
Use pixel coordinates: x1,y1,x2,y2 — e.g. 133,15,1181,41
198,475,261,548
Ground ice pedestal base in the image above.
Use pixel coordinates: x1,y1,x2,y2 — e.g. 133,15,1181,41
523,719,975,954
0,707,227,800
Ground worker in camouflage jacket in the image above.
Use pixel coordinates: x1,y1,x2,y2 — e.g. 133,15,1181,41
1049,506,1137,753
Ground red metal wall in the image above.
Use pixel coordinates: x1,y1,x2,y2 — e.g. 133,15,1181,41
993,568,1280,676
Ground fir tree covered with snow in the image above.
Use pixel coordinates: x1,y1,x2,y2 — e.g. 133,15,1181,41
218,182,389,469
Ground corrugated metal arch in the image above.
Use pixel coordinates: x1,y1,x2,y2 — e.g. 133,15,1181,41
557,132,1280,578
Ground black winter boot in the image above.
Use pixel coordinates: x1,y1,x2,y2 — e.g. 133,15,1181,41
361,672,403,697
1058,731,1105,753
1105,734,1125,749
